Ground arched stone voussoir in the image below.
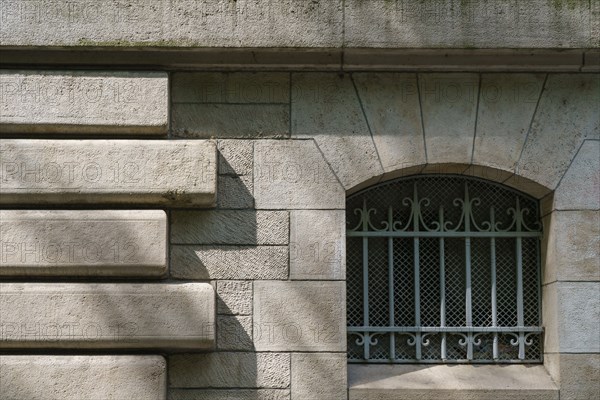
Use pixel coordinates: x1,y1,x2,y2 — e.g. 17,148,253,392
291,72,384,191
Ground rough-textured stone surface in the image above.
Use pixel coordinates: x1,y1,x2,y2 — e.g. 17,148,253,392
544,282,600,353
0,210,166,277
172,103,289,138
348,364,558,400
171,246,288,280
217,280,253,315
553,140,600,210
344,0,592,49
542,211,600,283
173,72,289,104
171,211,288,245
0,70,168,134
0,283,215,350
254,140,345,209
292,73,383,190
253,281,345,351
353,73,425,173
545,353,600,400
169,389,290,400
0,0,344,48
291,353,347,400
217,174,254,209
515,74,600,190
169,353,290,389
217,315,253,351
420,73,479,164
0,139,217,207
218,140,254,176
473,74,545,171
290,210,345,280
0,356,167,400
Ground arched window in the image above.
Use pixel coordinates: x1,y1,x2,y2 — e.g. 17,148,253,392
346,175,542,363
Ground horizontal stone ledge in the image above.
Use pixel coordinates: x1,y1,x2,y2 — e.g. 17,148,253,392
0,71,168,135
0,283,215,350
0,139,216,207
0,210,167,277
0,48,595,72
0,355,166,400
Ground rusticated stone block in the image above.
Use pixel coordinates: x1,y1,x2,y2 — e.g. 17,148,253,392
553,140,600,210
254,140,345,209
253,281,345,351
217,315,253,351
0,71,168,134
545,353,600,400
0,283,215,350
171,210,288,245
169,352,290,389
217,174,254,209
290,210,345,280
169,389,290,400
171,246,288,280
291,353,347,400
0,210,166,277
0,355,166,400
0,139,216,207
217,280,253,315
218,139,254,176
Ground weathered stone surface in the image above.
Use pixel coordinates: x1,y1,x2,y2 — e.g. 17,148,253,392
419,73,479,164
0,210,166,277
254,140,345,209
171,211,288,245
544,282,600,353
348,364,558,400
217,280,253,315
473,74,545,171
0,355,166,400
173,72,289,104
292,73,383,190
171,246,288,280
169,389,290,400
217,315,253,351
0,0,344,48
344,0,592,48
353,73,425,173
169,353,290,389
542,211,600,283
218,140,253,176
515,74,600,190
172,104,289,138
291,353,347,400
0,70,168,134
0,283,215,350
0,139,216,206
553,140,600,210
545,353,600,400
217,174,254,209
290,210,345,280
253,281,345,351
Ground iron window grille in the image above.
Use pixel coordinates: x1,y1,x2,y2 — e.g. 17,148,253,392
346,175,543,363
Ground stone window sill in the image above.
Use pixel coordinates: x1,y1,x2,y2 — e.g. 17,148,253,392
348,363,558,400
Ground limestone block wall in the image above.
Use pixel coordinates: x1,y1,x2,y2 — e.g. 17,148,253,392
0,66,598,400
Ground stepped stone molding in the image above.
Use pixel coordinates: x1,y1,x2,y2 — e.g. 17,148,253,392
0,355,167,400
0,139,217,206
0,0,594,49
0,70,168,135
0,282,215,350
0,210,167,277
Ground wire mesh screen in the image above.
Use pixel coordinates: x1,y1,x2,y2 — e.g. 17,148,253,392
346,175,543,363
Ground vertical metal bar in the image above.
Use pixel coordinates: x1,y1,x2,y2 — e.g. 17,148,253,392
440,236,447,360
491,237,499,360
363,236,370,360
516,236,525,360
388,236,395,360
465,237,473,360
414,237,421,360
